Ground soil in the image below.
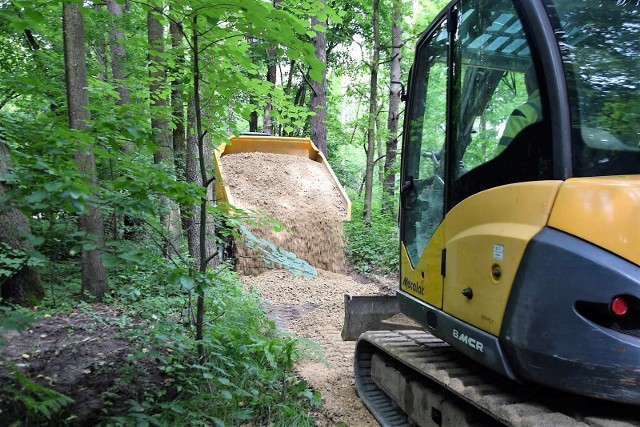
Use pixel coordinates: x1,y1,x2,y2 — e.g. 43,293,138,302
243,269,394,427
220,152,348,275
226,149,393,425
0,304,163,425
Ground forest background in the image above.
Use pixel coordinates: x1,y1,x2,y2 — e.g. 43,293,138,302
0,0,448,424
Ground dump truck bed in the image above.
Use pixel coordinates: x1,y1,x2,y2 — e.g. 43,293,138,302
214,134,351,221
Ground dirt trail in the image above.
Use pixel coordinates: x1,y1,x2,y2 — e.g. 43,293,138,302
223,151,391,425
243,269,393,426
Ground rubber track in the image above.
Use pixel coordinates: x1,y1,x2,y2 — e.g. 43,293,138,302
355,330,640,427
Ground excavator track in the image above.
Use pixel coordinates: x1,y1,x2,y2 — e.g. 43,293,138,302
355,330,640,427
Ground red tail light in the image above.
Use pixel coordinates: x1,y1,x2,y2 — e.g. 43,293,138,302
611,297,628,316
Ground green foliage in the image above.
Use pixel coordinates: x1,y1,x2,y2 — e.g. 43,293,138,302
1,361,74,421
344,191,398,275
108,265,320,426
0,243,29,283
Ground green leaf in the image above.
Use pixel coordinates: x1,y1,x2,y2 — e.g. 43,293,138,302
25,235,44,247
25,191,48,204
94,146,115,160
82,242,97,251
179,276,195,291
309,66,323,82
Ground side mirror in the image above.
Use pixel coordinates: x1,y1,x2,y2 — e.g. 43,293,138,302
391,80,407,102
400,176,416,210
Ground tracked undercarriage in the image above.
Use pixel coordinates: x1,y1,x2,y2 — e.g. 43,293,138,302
355,331,640,427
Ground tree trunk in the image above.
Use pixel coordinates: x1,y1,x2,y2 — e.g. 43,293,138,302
189,16,218,352
0,140,44,306
170,17,188,233
106,0,130,105
363,0,380,226
249,110,258,132
93,3,108,82
309,0,328,155
376,103,383,184
148,10,181,257
148,12,172,164
264,51,276,135
382,0,402,216
185,94,216,268
285,60,296,96
62,3,109,300
263,0,280,135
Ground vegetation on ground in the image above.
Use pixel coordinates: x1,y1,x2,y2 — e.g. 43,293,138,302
0,0,448,424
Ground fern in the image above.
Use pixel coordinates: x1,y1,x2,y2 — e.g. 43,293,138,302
2,360,74,420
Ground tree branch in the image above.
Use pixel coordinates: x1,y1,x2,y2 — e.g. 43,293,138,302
297,64,317,97
23,29,40,51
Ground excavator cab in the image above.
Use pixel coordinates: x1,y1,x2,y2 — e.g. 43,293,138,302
398,0,640,403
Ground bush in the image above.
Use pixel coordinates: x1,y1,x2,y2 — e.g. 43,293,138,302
344,193,399,275
110,265,319,427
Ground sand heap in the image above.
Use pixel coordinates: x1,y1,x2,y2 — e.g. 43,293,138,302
220,152,348,275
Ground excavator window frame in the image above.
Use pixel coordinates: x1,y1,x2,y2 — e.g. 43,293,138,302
400,0,563,221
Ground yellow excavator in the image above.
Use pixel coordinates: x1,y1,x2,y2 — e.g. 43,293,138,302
346,0,640,424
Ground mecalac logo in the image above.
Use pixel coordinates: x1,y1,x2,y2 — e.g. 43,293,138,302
402,277,424,295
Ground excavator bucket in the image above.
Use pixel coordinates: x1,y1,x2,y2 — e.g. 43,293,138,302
341,294,418,341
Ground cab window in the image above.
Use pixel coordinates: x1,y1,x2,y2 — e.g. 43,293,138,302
451,0,553,206
401,20,448,266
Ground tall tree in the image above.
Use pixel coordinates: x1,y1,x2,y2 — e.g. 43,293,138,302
0,139,44,306
106,0,130,106
62,3,109,300
309,0,328,154
263,0,281,135
148,10,181,257
382,0,402,216
363,0,380,226
170,16,187,229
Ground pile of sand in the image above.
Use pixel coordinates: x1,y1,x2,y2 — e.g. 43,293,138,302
220,152,348,275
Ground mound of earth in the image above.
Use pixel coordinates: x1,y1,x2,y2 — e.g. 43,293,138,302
221,152,348,275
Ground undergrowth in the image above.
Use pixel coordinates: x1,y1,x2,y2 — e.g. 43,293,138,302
0,249,321,426
344,191,399,276
110,264,320,427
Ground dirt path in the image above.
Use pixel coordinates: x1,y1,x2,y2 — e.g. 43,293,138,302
242,269,395,426
224,146,391,425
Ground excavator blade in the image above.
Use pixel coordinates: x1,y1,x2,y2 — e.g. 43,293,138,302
341,294,418,341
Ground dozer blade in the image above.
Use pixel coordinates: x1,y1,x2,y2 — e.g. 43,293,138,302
341,294,419,341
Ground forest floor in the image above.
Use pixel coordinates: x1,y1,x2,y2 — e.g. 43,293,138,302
0,269,395,426
0,303,165,424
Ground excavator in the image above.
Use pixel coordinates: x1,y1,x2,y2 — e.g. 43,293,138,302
346,0,640,425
